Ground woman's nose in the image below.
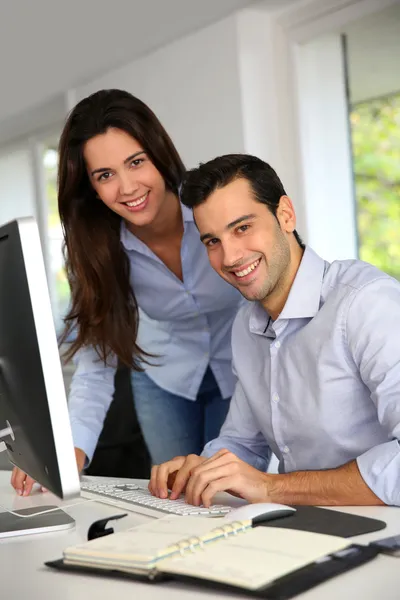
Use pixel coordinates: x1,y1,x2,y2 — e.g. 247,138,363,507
119,173,139,196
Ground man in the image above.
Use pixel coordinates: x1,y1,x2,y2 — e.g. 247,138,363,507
149,154,400,507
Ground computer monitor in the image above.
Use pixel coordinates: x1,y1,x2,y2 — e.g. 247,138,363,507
0,217,80,537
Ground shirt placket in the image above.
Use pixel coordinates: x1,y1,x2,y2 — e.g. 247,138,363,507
269,322,291,471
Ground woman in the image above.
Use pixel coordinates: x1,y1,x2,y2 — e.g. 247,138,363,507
11,89,242,496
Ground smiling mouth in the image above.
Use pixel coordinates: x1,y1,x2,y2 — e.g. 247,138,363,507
230,258,261,279
123,192,149,208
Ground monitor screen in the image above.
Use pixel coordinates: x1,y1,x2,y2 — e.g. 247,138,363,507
0,217,80,500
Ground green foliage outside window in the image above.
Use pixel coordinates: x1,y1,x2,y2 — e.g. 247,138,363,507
350,94,400,279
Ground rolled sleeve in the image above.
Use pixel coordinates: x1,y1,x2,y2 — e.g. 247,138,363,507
68,346,117,463
357,441,400,506
201,378,271,472
347,278,400,505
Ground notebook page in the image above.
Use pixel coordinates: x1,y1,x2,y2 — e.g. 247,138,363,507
63,516,250,570
160,526,349,590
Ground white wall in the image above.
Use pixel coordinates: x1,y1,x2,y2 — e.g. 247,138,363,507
0,145,36,227
75,16,245,169
295,34,358,261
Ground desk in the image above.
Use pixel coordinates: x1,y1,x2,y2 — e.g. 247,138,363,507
1,471,400,600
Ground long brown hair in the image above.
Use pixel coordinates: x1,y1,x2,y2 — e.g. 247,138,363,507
58,89,186,369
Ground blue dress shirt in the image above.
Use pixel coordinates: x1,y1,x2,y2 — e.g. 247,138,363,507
203,246,400,506
68,204,243,461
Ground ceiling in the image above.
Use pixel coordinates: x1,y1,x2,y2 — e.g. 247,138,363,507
5,0,394,140
0,0,296,129
344,2,400,104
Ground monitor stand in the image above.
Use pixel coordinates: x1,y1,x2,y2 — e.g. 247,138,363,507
0,424,75,539
0,505,75,539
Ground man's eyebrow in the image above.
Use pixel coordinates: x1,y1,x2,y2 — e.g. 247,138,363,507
226,214,257,229
90,150,146,176
200,232,214,243
200,214,257,243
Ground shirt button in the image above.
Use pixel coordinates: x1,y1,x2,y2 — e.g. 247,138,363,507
275,341,281,349
204,352,209,357
282,446,290,454
272,393,280,403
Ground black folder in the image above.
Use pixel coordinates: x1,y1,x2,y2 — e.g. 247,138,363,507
46,544,380,599
45,507,386,597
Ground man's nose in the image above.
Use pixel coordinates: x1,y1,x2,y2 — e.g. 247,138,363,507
222,241,244,270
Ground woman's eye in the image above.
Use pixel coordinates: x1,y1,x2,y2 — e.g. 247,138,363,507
131,158,144,167
98,172,112,182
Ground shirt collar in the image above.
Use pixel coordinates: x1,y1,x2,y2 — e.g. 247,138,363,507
120,201,193,251
248,246,327,333
180,202,194,223
279,246,327,320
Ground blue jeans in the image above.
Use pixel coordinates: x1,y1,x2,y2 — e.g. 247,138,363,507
131,367,230,465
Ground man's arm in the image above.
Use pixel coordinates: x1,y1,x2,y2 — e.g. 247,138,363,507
265,460,384,505
182,451,385,507
346,277,400,507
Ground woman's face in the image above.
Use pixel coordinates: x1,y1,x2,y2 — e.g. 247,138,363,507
84,127,168,228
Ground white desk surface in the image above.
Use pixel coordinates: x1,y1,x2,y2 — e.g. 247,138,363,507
1,471,400,600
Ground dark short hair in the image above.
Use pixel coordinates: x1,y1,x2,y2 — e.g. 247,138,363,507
181,154,304,247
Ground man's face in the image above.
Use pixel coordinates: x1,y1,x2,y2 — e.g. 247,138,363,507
194,178,295,304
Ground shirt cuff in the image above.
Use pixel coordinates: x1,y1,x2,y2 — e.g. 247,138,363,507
357,439,400,506
202,438,269,472
70,422,101,466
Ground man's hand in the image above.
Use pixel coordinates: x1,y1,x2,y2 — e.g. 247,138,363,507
149,454,207,500
10,447,87,496
183,449,269,506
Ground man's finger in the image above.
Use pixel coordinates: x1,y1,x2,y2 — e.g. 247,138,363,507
155,462,175,498
148,464,158,495
201,475,236,507
186,463,234,505
170,464,193,499
170,456,205,499
154,457,185,498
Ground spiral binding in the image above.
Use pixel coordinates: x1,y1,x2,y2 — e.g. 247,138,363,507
173,520,249,557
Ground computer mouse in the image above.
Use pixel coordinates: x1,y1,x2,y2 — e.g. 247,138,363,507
226,502,296,525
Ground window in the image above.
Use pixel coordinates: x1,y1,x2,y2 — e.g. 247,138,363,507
43,147,70,333
350,94,400,279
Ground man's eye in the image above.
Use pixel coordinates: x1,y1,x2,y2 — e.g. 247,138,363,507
237,224,249,233
206,238,219,247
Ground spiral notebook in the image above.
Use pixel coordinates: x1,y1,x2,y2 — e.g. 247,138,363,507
59,515,350,592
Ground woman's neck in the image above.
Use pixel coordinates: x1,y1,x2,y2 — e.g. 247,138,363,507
127,191,183,246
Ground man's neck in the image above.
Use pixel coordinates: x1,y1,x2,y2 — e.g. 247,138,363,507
127,191,183,246
261,242,304,321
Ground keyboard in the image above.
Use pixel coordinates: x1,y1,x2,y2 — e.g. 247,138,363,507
80,479,232,519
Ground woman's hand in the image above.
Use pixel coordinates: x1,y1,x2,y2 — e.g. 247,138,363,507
10,447,87,496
